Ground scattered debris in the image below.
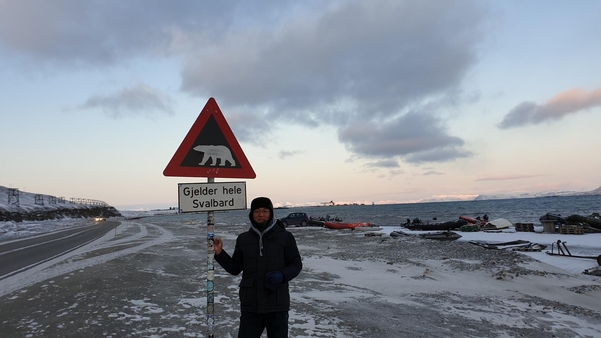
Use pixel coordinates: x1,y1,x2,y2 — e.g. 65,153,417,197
546,240,601,266
583,269,601,277
469,240,546,252
364,232,383,237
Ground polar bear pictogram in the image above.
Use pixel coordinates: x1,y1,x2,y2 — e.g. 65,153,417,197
193,145,236,167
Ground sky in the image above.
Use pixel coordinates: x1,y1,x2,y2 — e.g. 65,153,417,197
1,0,600,210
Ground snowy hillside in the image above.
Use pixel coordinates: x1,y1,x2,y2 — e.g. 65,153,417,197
0,185,121,222
474,186,601,201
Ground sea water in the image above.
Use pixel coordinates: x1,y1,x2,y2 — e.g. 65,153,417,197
161,195,601,228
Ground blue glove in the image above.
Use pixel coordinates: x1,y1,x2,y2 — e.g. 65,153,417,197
265,271,284,285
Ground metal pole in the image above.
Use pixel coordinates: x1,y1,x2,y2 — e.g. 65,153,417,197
561,241,572,256
556,240,565,255
207,177,215,338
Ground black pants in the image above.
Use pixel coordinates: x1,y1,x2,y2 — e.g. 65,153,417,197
238,311,288,338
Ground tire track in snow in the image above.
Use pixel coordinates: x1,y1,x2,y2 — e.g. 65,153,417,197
0,222,174,297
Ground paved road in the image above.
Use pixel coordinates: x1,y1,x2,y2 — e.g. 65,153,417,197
0,220,119,279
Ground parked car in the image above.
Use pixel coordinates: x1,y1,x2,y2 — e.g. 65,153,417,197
279,212,309,227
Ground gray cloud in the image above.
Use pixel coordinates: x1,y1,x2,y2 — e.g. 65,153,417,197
499,87,601,129
475,174,543,181
0,0,287,65
364,160,399,168
77,84,173,118
339,111,471,163
179,1,486,166
405,147,472,164
181,1,485,114
423,170,444,176
222,109,277,145
1,0,487,165
278,150,304,160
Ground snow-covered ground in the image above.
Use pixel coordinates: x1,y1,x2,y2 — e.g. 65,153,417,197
406,226,601,275
1,215,600,337
2,213,600,276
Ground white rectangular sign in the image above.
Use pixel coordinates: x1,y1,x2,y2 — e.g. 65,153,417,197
178,182,247,213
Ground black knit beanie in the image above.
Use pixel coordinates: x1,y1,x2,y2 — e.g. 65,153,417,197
249,197,274,227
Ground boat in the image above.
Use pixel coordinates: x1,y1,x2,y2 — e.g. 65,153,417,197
539,213,566,224
459,215,478,224
481,218,511,230
419,231,462,241
389,231,408,237
587,213,601,229
389,230,461,240
459,214,490,226
324,221,371,230
403,218,467,231
566,213,601,230
459,224,479,232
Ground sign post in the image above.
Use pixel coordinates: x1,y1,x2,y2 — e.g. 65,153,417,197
206,178,215,336
164,98,256,338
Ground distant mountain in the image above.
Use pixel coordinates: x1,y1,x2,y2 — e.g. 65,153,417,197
417,195,478,203
582,186,601,195
474,186,601,201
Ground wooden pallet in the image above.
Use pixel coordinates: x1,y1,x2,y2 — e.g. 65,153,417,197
514,222,534,232
559,226,584,235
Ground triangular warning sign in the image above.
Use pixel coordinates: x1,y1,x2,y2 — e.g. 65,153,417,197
163,98,256,178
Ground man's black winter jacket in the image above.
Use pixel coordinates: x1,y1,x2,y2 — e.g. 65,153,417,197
215,221,302,314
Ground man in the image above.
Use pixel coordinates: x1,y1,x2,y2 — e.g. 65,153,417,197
214,197,302,338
